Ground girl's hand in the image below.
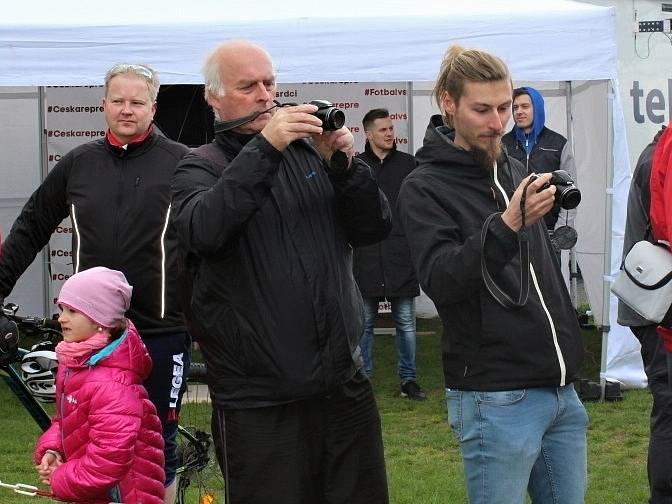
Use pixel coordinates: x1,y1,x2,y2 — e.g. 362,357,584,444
36,451,62,484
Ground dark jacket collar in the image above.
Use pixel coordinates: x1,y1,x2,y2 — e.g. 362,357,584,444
363,138,397,161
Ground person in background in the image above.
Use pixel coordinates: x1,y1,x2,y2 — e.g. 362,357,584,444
623,123,672,503
398,45,587,504
353,107,426,400
35,267,165,504
171,40,391,504
0,63,190,504
502,86,577,234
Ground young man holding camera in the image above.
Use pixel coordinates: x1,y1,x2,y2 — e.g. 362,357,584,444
171,40,391,504
398,46,587,504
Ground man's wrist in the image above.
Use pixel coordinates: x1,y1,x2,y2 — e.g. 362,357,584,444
500,210,521,232
324,151,352,179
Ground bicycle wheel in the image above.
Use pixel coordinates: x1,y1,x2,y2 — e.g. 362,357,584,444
175,362,225,504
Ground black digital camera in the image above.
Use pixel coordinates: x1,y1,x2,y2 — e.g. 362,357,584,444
537,169,581,209
308,100,345,131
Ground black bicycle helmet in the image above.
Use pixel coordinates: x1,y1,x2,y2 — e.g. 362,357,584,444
21,341,58,403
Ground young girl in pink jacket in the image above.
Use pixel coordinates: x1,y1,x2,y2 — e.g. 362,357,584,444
34,267,165,503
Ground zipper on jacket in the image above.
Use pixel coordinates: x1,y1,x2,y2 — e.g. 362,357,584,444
530,265,567,385
158,205,171,319
490,187,501,211
59,368,71,452
113,161,124,262
372,157,387,294
70,205,81,273
492,161,567,386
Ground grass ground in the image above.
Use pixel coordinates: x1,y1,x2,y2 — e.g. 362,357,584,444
0,319,652,503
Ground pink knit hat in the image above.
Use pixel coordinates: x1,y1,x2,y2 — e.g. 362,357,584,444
57,267,133,328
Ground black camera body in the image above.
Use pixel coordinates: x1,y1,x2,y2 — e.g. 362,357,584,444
308,100,345,131
538,169,581,209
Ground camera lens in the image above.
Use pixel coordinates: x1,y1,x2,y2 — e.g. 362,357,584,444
317,108,345,131
557,186,581,210
326,108,345,130
309,100,346,131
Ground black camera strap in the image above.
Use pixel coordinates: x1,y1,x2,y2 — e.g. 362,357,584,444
213,100,283,133
480,176,536,309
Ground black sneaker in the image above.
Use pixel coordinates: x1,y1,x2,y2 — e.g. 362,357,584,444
400,380,427,401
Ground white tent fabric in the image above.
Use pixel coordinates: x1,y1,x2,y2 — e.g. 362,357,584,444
3,0,615,85
0,0,643,386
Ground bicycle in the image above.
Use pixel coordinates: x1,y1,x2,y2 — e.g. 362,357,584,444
0,303,224,504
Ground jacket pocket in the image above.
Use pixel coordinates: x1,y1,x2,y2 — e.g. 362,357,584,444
475,389,527,405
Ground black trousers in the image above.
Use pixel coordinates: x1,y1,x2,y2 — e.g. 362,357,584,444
211,371,389,504
633,325,672,504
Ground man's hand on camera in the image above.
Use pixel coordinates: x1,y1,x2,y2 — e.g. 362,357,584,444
501,173,556,232
261,103,323,151
312,127,355,176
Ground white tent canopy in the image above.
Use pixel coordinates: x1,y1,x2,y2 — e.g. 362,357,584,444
3,1,616,85
0,0,642,387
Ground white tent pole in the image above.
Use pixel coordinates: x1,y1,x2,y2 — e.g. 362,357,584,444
406,81,414,156
599,81,615,400
37,85,50,317
565,80,579,308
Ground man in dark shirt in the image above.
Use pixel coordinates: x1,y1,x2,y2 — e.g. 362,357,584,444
171,40,391,504
353,108,426,400
618,125,672,503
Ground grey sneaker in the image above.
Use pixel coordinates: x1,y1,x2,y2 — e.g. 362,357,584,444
400,380,427,401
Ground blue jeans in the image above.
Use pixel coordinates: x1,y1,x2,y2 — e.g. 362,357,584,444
446,384,588,504
360,297,416,383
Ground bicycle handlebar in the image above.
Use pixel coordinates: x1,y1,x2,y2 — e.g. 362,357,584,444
0,304,61,367
2,304,61,332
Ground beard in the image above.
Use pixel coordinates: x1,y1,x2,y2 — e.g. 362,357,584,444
470,137,502,171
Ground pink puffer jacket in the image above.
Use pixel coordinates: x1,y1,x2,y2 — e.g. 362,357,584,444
35,321,165,503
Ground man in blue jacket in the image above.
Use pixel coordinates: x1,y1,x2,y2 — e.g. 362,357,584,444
502,86,577,232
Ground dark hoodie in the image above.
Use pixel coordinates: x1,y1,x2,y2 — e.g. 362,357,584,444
398,115,583,391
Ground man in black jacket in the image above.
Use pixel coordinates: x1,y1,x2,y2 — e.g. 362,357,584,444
354,108,426,400
0,63,190,503
171,41,391,504
617,125,671,503
398,45,587,504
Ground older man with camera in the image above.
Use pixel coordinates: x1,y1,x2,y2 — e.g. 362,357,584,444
171,40,391,504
